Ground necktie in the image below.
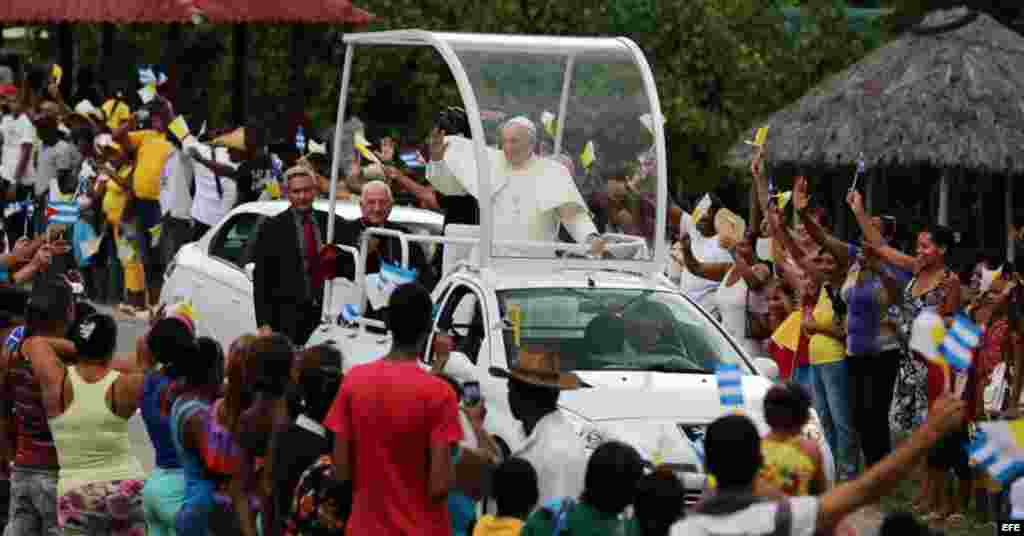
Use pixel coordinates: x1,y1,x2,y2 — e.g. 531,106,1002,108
303,212,323,294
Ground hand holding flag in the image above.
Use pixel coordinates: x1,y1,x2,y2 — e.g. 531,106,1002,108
850,152,867,192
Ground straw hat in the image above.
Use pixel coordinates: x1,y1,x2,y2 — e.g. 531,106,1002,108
714,208,746,248
211,128,245,151
489,348,582,390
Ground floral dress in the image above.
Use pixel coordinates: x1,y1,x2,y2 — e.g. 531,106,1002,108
285,455,350,536
889,271,952,437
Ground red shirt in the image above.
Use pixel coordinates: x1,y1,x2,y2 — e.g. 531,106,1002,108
324,359,463,536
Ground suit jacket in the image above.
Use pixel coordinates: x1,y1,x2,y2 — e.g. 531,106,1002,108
253,207,347,329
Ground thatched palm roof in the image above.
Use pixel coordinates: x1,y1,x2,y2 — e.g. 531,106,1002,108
726,8,1024,175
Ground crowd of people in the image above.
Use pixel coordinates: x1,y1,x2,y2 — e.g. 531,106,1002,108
0,56,1013,536
667,148,1024,532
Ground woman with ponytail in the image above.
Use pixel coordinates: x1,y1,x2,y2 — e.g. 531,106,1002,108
139,304,197,536
168,336,228,536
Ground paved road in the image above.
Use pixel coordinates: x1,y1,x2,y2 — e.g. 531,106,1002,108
95,304,154,474
99,304,885,534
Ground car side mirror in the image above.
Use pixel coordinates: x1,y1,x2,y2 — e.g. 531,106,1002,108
754,357,780,381
245,262,255,282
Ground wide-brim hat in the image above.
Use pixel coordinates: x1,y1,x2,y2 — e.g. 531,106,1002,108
714,208,746,248
211,127,245,151
489,348,582,390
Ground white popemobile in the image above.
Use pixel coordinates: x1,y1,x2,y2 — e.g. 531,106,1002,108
300,29,836,505
159,199,443,344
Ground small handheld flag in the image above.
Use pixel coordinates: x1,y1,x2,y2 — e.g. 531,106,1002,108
716,363,744,410
5,326,25,354
850,152,866,192
339,303,361,324
51,65,63,87
138,85,157,105
507,304,522,347
580,141,595,170
744,126,770,148
909,310,952,393
541,111,557,138
168,116,190,142
939,313,983,372
148,224,163,246
46,200,80,225
967,420,1024,484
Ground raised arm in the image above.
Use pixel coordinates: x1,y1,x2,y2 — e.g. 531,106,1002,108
751,150,772,215
860,239,915,274
670,235,731,282
765,204,810,270
385,166,441,211
793,177,851,268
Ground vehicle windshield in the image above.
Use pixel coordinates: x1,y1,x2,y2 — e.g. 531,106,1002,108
497,288,753,374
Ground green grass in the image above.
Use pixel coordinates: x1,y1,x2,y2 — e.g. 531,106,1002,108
877,478,995,536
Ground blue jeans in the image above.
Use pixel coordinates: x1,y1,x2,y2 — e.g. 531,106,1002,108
6,466,60,536
793,365,813,394
812,361,856,481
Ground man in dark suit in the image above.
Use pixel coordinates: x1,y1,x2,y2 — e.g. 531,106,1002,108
252,166,348,346
336,180,437,292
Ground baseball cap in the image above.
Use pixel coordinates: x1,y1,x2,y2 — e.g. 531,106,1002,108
69,313,118,360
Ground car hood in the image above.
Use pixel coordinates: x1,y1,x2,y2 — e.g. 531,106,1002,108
563,370,772,422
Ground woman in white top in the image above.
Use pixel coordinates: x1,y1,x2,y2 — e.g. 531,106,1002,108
674,232,770,356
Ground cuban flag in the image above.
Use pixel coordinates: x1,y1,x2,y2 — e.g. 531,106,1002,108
5,326,25,354
939,313,983,372
47,200,80,225
716,363,744,410
966,420,1024,484
339,304,361,324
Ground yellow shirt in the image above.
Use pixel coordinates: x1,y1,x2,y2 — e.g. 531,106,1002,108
101,99,132,130
102,173,131,225
809,289,845,365
472,515,524,536
127,130,174,201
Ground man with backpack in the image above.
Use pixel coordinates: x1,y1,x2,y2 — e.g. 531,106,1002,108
670,397,965,536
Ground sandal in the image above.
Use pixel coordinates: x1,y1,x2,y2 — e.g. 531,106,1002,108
944,513,967,526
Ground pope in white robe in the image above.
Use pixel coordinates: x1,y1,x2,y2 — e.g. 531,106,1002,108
426,116,601,257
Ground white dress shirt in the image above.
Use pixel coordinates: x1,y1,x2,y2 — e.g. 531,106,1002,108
511,409,588,504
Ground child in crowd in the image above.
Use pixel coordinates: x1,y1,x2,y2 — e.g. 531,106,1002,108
634,468,686,536
472,457,539,536
758,382,827,497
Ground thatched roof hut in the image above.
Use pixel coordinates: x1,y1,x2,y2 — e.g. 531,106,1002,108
726,8,1024,175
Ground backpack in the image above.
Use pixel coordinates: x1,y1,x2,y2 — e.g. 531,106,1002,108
693,491,793,536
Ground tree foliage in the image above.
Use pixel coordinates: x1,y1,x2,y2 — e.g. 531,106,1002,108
18,0,885,206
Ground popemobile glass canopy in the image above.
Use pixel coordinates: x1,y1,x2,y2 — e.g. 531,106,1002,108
329,30,669,273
